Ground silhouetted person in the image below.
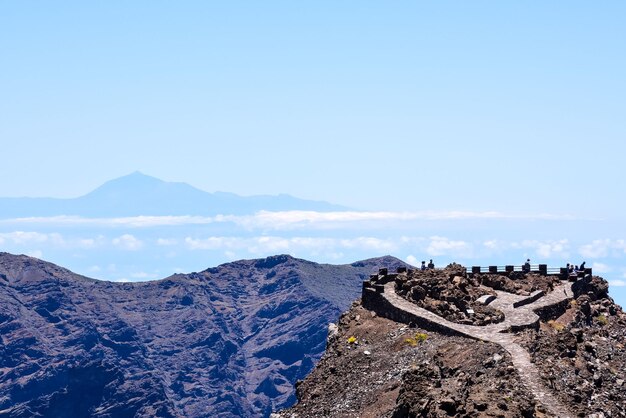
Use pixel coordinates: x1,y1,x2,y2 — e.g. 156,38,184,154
522,259,531,273
580,261,586,270
420,261,427,271
427,259,434,269
568,263,578,279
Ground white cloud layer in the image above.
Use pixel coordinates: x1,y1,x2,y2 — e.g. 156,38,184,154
405,255,419,266
592,262,611,273
512,239,570,258
112,234,143,251
156,238,178,246
0,231,102,249
426,236,472,257
0,210,582,230
579,239,626,258
483,240,500,250
0,231,59,245
181,235,479,260
26,249,43,258
183,236,398,254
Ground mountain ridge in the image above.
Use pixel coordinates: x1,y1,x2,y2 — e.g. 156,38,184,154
0,172,348,218
0,251,407,417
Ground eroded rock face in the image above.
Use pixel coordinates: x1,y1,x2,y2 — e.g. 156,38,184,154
275,304,537,418
571,274,609,300
519,275,626,417
278,268,626,418
0,252,408,418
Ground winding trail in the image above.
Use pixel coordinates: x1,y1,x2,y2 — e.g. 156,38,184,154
377,280,575,418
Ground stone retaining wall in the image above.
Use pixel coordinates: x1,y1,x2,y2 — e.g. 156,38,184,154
535,298,571,322
513,290,546,308
362,287,470,338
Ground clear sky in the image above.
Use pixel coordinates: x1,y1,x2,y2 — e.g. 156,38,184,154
1,2,625,216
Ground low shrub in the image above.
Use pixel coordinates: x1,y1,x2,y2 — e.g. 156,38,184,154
596,314,608,326
405,332,428,347
547,320,565,332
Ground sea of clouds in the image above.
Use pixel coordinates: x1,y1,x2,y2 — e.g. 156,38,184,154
1,210,624,306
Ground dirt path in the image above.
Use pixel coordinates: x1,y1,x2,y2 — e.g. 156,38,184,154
380,281,574,418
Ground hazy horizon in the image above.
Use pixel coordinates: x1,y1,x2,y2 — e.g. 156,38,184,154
0,171,624,308
1,2,625,305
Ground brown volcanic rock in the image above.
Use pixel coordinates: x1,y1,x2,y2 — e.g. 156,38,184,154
477,272,562,295
275,304,536,418
277,269,626,418
393,264,505,326
518,275,626,417
392,265,569,327
0,252,408,418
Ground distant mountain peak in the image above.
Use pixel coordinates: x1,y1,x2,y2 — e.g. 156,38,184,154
87,172,190,191
121,171,163,183
110,171,162,182
0,173,348,217
81,172,207,203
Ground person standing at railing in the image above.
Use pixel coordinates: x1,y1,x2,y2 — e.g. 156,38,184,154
522,259,531,273
568,263,578,279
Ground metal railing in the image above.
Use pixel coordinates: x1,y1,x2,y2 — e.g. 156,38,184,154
372,265,591,278
469,265,591,277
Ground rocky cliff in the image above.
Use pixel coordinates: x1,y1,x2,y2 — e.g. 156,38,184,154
0,252,407,418
276,265,626,417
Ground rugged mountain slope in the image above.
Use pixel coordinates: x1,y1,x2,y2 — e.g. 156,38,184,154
275,304,536,418
0,252,407,417
276,266,626,417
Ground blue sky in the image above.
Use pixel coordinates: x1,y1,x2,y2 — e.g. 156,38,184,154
2,2,625,213
1,3,626,303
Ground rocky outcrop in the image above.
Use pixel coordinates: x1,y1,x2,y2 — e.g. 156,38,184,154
519,275,626,417
278,266,626,417
274,304,538,417
0,252,407,418
393,264,506,326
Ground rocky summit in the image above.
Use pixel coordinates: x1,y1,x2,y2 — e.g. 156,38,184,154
276,264,626,418
0,252,407,418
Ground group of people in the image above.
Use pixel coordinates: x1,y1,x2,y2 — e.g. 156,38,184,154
567,261,586,277
522,259,587,277
415,258,587,277
420,259,435,271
